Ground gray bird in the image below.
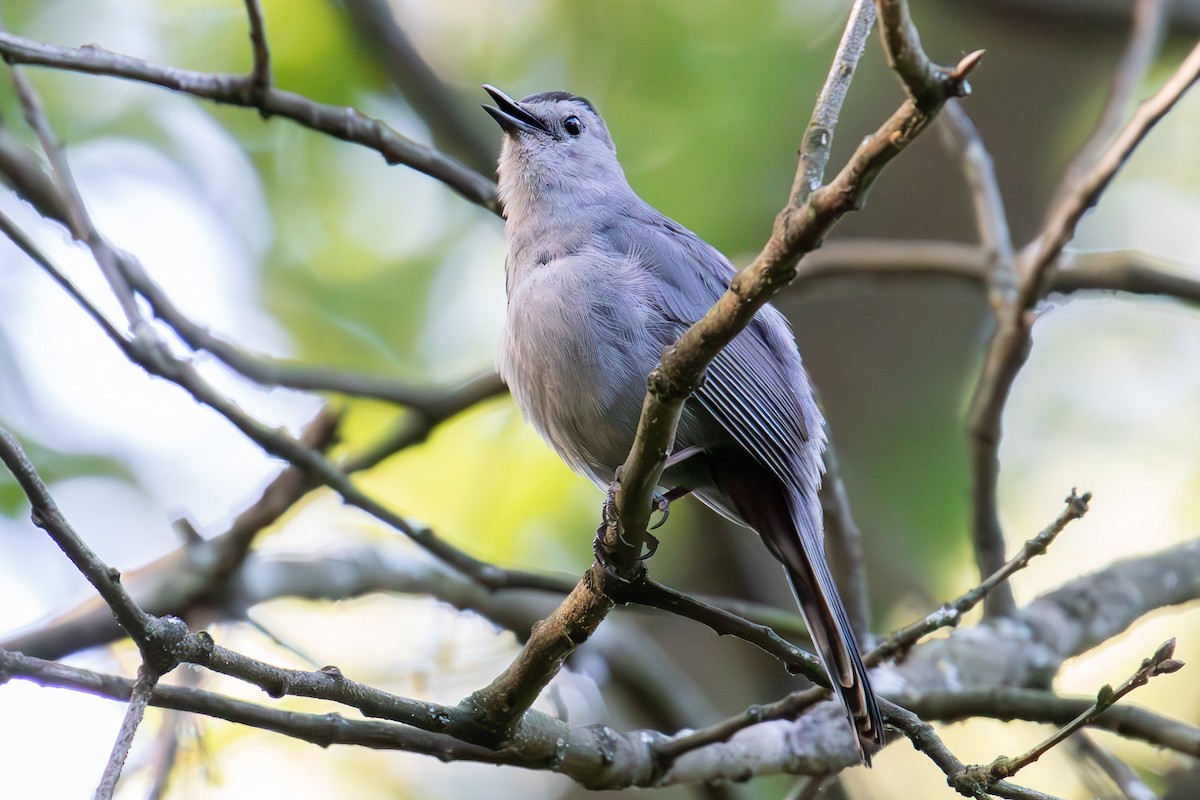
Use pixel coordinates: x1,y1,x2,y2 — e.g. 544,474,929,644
482,84,883,762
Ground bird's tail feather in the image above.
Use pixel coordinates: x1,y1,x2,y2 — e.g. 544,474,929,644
780,533,884,765
705,458,883,764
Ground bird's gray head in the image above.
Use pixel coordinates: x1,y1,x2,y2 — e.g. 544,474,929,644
482,85,628,219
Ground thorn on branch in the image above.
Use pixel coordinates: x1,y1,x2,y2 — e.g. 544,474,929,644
950,50,986,86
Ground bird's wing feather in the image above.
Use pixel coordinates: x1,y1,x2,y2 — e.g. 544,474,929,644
600,209,825,522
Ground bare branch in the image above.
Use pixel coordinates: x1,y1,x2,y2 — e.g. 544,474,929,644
875,0,985,111
0,101,520,594
793,240,1200,308
1025,41,1200,290
0,31,499,211
966,39,1200,618
242,0,272,103
0,116,506,413
615,577,824,679
867,687,1200,759
793,0,877,204
0,648,538,766
881,699,1059,800
123,257,506,409
654,687,827,770
937,100,1017,311
96,665,160,800
1052,247,1200,303
0,202,565,595
4,534,1198,787
8,64,145,330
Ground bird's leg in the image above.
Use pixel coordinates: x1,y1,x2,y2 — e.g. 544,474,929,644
595,446,704,565
648,445,704,529
593,470,624,569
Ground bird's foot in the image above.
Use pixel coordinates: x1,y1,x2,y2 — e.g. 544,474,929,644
593,477,664,567
593,479,622,569
649,486,691,530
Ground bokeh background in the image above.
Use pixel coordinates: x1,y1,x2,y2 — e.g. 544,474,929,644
1,0,1199,798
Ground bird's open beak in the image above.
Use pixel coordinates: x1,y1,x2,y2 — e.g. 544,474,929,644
482,85,550,135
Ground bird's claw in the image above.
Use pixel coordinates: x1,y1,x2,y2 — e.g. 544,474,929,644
640,531,660,560
649,492,671,530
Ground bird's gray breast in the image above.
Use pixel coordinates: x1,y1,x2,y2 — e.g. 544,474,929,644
498,246,663,486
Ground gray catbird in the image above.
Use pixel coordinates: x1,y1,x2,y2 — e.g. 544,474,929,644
482,85,883,762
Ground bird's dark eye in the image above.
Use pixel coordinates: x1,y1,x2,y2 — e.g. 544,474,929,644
563,116,583,136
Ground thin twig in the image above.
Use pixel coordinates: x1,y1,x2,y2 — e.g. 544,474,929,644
96,664,161,800
0,121,507,413
0,427,170,661
0,74,554,593
791,239,1200,308
953,640,1184,793
0,203,568,595
1024,40,1200,293
0,648,536,767
242,0,272,104
129,269,505,408
654,687,827,769
875,0,985,111
793,0,877,204
8,64,145,331
208,408,341,579
869,489,1090,665
622,577,824,679
341,0,494,173
937,100,1017,311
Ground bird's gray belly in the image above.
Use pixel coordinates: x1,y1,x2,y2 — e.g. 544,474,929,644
499,258,660,487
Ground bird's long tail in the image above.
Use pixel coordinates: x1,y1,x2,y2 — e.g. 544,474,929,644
710,458,883,764
777,495,884,765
